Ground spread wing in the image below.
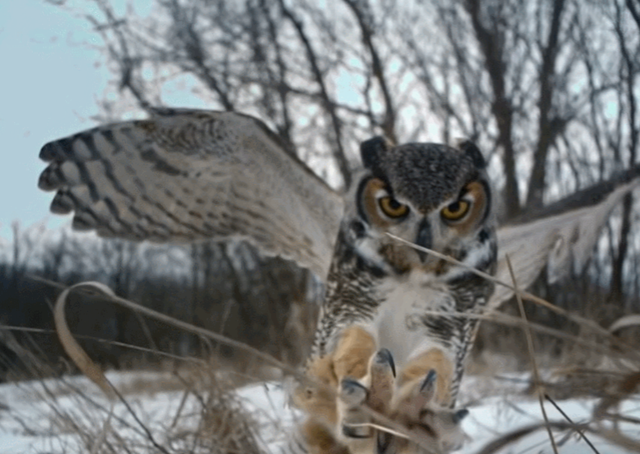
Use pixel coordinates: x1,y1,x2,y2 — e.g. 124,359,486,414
489,174,640,309
38,109,344,278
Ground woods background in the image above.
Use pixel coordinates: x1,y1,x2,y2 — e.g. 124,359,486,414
1,0,639,380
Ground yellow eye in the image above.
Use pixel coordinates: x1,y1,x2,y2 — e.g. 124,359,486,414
379,196,409,218
441,200,470,221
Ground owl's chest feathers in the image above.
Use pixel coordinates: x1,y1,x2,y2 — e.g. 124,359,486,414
323,262,458,368
370,271,456,367
317,228,493,366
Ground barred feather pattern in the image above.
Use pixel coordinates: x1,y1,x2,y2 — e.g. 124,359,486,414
38,109,343,279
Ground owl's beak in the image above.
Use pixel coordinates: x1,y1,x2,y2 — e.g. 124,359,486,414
415,219,432,262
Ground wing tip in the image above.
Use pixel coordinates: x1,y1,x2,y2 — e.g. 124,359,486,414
38,164,63,191
39,139,66,162
50,190,76,215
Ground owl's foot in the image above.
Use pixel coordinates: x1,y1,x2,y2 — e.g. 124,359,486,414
339,378,371,438
296,338,468,453
336,348,396,454
337,352,468,454
380,369,469,454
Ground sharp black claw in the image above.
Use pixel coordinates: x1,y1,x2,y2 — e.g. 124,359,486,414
420,369,437,392
341,377,367,392
342,424,371,439
340,377,368,404
377,431,392,453
453,408,469,423
374,348,396,377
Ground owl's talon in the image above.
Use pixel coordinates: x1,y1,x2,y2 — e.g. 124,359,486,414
340,378,368,405
420,369,437,393
342,423,371,439
372,366,468,453
339,377,372,439
337,348,400,445
380,403,469,454
453,408,469,424
372,348,395,378
376,431,392,454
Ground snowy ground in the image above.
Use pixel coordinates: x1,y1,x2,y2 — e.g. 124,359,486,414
1,371,638,453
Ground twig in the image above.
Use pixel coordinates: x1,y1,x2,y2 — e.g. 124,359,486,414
545,393,601,454
45,278,301,379
35,275,434,454
0,324,205,364
169,387,192,431
595,371,640,418
412,310,627,359
475,421,586,454
506,254,559,454
344,422,411,440
109,382,171,454
90,402,114,454
54,282,116,399
385,233,640,358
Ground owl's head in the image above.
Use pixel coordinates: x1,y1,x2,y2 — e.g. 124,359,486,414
343,137,495,278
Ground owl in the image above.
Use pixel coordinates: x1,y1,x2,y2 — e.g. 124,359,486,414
315,138,493,364
38,109,639,452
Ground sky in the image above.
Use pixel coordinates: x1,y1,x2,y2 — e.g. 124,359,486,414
0,1,111,241
0,0,349,244
0,0,358,245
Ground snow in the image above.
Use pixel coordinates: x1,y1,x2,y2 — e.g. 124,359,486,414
0,371,638,453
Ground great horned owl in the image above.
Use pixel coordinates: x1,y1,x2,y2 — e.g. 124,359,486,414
309,136,496,403
38,109,639,450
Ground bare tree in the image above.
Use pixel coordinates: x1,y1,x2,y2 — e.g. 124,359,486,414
607,0,639,303
41,0,640,339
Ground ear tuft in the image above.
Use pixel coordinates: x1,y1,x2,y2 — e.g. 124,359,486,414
455,139,486,169
360,136,393,170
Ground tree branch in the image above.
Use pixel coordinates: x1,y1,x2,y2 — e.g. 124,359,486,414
278,0,351,188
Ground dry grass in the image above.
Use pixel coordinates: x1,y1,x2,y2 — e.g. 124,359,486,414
1,349,267,454
2,246,640,453
3,323,640,453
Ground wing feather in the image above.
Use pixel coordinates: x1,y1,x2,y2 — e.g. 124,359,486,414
490,178,640,309
39,109,344,278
